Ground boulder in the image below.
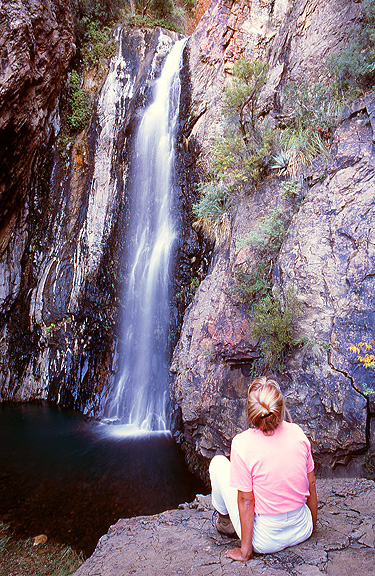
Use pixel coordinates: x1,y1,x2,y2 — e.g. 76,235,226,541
72,478,375,576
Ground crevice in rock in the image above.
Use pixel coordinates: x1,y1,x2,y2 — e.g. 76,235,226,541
327,349,372,458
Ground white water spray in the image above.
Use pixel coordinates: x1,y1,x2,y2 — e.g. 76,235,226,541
104,37,187,435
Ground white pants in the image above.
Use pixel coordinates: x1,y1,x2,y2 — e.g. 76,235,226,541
209,455,313,553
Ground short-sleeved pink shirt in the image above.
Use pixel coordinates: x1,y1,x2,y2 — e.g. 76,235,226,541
229,420,314,515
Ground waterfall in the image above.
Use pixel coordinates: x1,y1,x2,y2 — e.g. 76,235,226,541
104,37,187,434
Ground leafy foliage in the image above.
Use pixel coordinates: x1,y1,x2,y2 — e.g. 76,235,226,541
251,288,302,371
231,208,303,371
272,82,345,177
233,207,289,303
73,0,126,24
348,340,375,369
192,180,232,240
79,18,117,69
67,70,91,131
193,59,280,239
221,59,280,183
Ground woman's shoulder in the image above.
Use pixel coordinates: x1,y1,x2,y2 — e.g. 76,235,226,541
282,420,310,440
232,427,257,446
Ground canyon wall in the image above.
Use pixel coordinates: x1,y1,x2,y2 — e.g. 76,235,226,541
0,13,203,415
0,0,374,475
170,0,375,474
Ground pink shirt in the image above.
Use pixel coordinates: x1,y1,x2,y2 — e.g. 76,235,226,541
229,421,314,515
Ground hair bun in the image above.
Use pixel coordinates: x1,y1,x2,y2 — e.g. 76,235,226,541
260,411,273,419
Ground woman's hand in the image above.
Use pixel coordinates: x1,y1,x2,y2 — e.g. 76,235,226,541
225,490,255,562
225,547,253,561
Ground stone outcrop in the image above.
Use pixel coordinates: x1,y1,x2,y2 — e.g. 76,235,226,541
0,0,75,227
72,478,375,576
170,0,374,474
171,98,375,473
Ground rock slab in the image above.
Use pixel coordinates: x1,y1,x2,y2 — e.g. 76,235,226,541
73,478,375,576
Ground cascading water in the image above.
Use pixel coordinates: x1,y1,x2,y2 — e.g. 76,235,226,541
104,37,187,434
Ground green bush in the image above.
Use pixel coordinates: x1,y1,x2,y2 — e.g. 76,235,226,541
273,82,344,177
68,70,91,132
122,0,189,32
241,207,287,256
79,18,117,69
74,0,125,24
233,207,288,297
193,58,282,239
192,180,232,240
221,59,280,183
251,288,302,370
232,261,271,303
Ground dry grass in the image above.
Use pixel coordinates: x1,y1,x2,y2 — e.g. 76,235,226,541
0,522,84,576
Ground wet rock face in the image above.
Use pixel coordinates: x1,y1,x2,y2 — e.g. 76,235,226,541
0,26,179,409
0,0,75,228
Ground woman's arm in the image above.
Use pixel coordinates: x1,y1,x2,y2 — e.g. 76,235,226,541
225,490,255,561
306,470,318,531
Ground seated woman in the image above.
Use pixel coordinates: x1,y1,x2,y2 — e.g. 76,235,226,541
209,376,317,562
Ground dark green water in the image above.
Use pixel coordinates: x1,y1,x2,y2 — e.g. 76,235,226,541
0,402,205,556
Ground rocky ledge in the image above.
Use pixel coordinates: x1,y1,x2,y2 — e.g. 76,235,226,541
73,478,375,576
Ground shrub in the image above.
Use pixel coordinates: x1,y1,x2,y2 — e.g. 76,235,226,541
67,70,91,132
232,261,272,303
192,181,232,239
251,288,302,371
123,0,189,32
80,18,117,69
74,0,125,24
233,207,289,302
193,59,282,240
273,82,345,177
241,207,288,256
221,59,281,183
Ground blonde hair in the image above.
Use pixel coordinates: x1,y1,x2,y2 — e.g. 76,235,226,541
247,376,285,435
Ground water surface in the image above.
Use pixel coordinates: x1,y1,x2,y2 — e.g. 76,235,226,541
0,402,206,556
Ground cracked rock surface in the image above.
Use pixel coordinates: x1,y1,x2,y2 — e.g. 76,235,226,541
170,92,375,472
73,478,375,576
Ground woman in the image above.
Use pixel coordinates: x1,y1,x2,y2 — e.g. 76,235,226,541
209,376,317,562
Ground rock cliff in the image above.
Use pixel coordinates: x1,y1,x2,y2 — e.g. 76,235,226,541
0,0,374,475
0,16,202,413
170,0,374,475
0,0,75,227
